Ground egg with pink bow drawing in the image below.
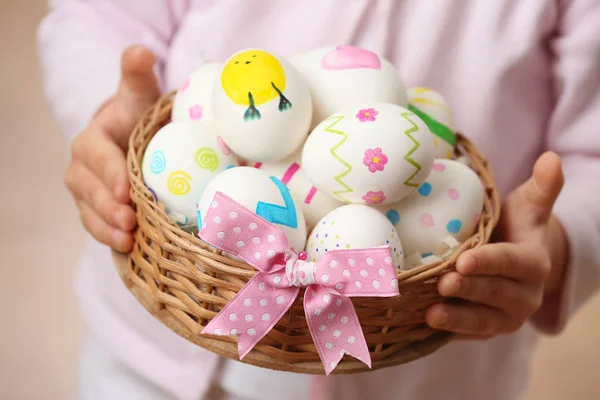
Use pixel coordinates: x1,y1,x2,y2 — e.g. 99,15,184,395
290,45,408,128
302,102,435,206
197,167,307,252
305,205,404,270
172,62,221,124
254,149,343,230
377,159,484,260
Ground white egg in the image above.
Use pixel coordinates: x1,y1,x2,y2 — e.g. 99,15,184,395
171,62,221,124
290,45,408,128
142,121,239,228
212,49,312,162
377,159,484,259
407,87,456,159
255,149,343,230
302,102,435,206
197,167,307,252
306,205,404,269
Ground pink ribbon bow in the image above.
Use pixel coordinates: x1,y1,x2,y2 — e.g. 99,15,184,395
199,192,400,374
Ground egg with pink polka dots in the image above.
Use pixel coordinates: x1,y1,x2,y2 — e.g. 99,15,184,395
197,166,307,252
172,62,221,124
305,204,404,270
376,159,484,260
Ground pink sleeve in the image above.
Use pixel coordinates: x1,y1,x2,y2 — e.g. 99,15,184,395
37,0,189,144
531,0,600,333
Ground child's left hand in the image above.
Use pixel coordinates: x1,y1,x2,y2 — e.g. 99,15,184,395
426,152,568,338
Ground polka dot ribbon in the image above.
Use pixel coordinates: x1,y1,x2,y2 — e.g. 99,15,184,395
199,192,400,375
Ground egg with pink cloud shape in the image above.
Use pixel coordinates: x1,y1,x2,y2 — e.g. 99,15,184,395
290,45,408,128
376,159,484,261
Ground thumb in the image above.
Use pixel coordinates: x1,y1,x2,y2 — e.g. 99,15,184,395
512,151,564,226
110,46,161,148
118,45,160,115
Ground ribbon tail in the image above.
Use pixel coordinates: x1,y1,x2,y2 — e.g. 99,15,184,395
304,286,372,375
202,274,299,359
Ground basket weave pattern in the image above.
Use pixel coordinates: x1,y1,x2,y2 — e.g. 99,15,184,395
120,92,501,374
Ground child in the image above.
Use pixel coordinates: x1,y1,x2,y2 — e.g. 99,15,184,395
38,1,600,399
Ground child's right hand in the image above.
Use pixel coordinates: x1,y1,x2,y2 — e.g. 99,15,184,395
65,46,160,252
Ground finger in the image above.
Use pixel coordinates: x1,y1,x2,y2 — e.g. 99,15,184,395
456,242,551,283
71,130,130,203
511,151,564,227
426,303,516,335
437,272,542,315
105,45,160,150
65,164,136,231
79,201,134,252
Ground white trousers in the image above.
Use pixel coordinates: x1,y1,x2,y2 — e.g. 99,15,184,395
75,332,248,400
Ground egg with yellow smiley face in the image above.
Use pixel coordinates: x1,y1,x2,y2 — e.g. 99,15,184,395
213,49,313,163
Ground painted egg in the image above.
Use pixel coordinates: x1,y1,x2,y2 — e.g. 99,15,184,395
407,87,456,159
302,102,435,206
142,121,239,228
377,159,484,259
212,49,313,162
290,45,408,128
171,62,221,124
197,167,307,252
254,149,343,230
305,205,404,269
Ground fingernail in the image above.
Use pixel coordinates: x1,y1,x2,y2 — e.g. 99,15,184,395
458,255,477,274
115,182,130,203
442,278,461,296
436,311,449,326
112,229,123,245
114,210,124,229
116,209,132,231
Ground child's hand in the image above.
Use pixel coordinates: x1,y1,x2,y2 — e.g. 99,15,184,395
64,46,160,252
426,152,568,338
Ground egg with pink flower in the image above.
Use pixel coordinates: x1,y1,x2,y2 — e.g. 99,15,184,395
172,62,221,124
376,159,484,261
302,102,435,206
290,45,408,129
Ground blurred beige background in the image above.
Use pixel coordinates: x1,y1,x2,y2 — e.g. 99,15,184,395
1,1,599,399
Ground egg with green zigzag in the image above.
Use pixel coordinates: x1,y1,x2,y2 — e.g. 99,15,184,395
301,102,435,206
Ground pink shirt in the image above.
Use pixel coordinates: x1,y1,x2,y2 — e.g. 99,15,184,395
38,1,600,399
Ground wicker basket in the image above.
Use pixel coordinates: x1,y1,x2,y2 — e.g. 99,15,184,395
114,92,501,375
